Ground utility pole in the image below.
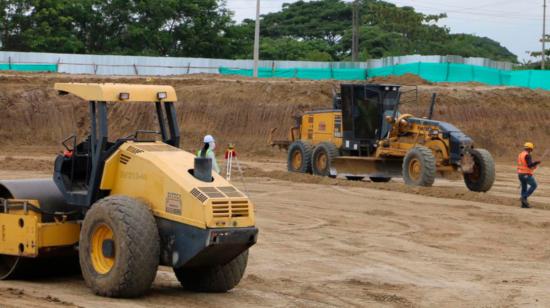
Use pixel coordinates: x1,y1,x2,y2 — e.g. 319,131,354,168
543,0,547,70
352,0,359,61
253,0,261,77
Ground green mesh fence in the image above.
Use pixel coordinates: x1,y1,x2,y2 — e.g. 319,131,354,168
0,63,58,72
219,63,550,91
219,67,367,80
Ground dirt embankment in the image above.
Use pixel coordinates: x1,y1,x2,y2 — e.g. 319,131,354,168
0,73,336,155
1,72,550,158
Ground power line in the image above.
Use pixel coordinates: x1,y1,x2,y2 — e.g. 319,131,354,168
388,0,542,19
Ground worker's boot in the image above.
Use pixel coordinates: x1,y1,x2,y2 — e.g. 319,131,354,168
521,197,530,208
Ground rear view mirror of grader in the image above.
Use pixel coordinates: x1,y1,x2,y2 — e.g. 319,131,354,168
276,83,495,192
0,83,258,298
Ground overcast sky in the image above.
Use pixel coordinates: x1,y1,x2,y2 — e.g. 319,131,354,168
226,0,546,62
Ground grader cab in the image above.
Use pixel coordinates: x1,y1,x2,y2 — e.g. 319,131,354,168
0,83,258,298
282,83,495,192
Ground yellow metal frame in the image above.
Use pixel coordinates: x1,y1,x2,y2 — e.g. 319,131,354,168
100,141,255,229
54,83,177,102
297,111,457,174
300,111,343,148
377,114,454,171
0,200,80,257
90,224,114,274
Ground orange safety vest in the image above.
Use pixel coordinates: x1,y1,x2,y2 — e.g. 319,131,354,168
517,151,535,175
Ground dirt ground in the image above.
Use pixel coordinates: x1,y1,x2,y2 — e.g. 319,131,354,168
1,151,550,307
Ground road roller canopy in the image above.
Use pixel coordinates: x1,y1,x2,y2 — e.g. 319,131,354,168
54,83,177,102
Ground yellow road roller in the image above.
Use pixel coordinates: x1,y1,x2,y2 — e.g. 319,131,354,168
0,83,258,297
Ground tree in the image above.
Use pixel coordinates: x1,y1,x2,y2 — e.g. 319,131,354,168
261,0,351,59
0,0,237,57
258,0,517,62
259,37,333,61
0,0,518,63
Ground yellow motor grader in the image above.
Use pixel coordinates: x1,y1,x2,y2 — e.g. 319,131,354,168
0,83,258,297
274,83,495,192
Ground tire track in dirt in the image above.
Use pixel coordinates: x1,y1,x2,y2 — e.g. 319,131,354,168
0,287,81,308
243,167,549,210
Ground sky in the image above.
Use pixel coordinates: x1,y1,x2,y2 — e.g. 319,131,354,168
226,0,547,62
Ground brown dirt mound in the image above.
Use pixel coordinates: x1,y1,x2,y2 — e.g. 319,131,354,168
368,73,431,85
0,157,53,171
1,72,550,159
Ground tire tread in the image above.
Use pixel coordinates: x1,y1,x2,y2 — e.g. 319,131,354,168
80,196,159,298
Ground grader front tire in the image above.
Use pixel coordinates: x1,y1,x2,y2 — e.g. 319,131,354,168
403,146,436,187
174,250,249,293
79,196,160,298
463,148,495,192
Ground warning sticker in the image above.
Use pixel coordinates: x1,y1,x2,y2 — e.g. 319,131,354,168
165,192,182,215
318,121,327,132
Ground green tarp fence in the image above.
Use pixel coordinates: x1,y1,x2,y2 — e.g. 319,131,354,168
0,63,57,72
219,63,550,91
219,67,368,80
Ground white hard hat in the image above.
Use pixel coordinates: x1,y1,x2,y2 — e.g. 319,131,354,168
203,135,215,143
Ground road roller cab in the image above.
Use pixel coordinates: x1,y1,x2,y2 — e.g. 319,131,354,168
0,83,258,298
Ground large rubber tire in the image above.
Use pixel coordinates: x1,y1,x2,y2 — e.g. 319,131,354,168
174,250,249,293
79,196,160,298
370,177,391,183
346,176,364,181
287,141,313,173
402,146,436,187
463,148,495,192
311,142,339,177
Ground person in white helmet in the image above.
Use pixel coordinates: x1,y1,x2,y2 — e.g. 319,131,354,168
197,135,220,173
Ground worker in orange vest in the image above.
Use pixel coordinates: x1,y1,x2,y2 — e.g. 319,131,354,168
517,142,541,208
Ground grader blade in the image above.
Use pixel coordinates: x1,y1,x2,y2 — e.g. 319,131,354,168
331,157,403,178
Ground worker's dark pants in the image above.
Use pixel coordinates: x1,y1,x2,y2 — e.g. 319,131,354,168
519,174,538,199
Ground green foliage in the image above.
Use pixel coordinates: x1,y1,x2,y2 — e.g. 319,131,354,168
0,0,235,57
259,37,333,61
259,0,516,62
0,0,518,63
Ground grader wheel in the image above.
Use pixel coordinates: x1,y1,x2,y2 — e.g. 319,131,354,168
463,148,495,192
312,142,339,177
287,141,313,173
79,196,159,298
403,146,436,187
